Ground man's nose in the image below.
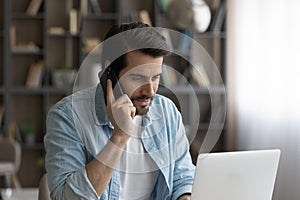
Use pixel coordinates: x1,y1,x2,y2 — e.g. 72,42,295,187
141,82,156,96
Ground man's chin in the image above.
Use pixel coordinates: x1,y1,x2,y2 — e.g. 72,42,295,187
132,98,153,115
135,106,149,116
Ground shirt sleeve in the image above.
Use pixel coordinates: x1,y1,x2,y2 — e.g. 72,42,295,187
171,111,196,200
44,104,100,200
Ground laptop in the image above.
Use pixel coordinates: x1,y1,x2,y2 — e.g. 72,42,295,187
191,149,281,200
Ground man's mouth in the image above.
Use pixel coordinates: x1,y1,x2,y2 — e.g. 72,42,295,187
131,96,153,107
134,98,150,106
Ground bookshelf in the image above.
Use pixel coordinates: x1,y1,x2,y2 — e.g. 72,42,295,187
0,0,120,187
153,0,226,162
0,0,227,186
154,0,227,162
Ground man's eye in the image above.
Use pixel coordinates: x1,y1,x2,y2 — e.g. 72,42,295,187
131,76,144,81
153,75,161,81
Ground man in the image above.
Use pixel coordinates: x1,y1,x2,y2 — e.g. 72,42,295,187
45,22,195,200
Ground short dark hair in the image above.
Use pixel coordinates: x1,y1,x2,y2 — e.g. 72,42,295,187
101,22,170,76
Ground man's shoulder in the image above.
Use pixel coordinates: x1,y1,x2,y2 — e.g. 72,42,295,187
154,93,172,102
154,93,177,107
152,94,180,115
50,86,97,112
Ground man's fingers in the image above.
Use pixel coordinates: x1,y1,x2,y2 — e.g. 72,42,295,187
117,102,136,119
130,106,136,119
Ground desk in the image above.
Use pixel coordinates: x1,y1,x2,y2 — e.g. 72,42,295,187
0,188,38,200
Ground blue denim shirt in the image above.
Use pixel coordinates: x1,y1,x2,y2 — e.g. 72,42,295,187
44,85,195,200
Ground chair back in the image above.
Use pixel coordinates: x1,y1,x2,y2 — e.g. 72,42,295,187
38,173,51,200
0,139,21,172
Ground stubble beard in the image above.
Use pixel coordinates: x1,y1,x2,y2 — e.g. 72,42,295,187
131,95,154,116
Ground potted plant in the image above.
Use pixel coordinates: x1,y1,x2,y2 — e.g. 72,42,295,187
19,123,36,145
52,63,77,89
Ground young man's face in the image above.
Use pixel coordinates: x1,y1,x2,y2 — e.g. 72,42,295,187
119,51,163,115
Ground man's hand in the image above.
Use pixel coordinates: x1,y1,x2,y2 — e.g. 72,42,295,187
106,79,136,137
85,79,136,195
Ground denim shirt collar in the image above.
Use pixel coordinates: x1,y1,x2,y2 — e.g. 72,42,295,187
95,84,109,126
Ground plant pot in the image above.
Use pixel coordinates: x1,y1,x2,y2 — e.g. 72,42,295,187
24,134,35,145
52,69,77,89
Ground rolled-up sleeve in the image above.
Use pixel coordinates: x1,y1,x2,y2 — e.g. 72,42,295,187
171,122,195,200
150,97,196,200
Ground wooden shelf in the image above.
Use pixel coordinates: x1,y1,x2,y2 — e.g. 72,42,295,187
84,13,119,20
12,13,45,20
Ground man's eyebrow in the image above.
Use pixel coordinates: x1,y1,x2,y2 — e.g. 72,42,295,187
129,73,146,78
129,73,162,78
154,72,162,76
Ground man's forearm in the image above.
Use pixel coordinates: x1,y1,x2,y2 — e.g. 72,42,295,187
86,130,129,195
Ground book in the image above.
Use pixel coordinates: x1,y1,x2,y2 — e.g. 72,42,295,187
69,9,78,35
10,25,17,48
26,60,44,88
26,0,43,16
138,10,152,26
81,0,89,16
48,26,65,35
89,0,101,14
12,42,40,53
8,121,20,142
10,121,22,143
83,37,101,53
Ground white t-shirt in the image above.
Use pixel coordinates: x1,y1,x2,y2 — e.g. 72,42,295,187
119,116,159,200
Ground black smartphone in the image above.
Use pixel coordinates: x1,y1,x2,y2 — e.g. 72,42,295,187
99,67,124,105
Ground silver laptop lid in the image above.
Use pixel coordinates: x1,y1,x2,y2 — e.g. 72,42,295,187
191,149,281,200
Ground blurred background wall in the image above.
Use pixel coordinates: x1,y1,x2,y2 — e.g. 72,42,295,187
227,0,300,199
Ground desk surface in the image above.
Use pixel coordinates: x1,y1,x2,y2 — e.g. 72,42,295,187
1,188,38,200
